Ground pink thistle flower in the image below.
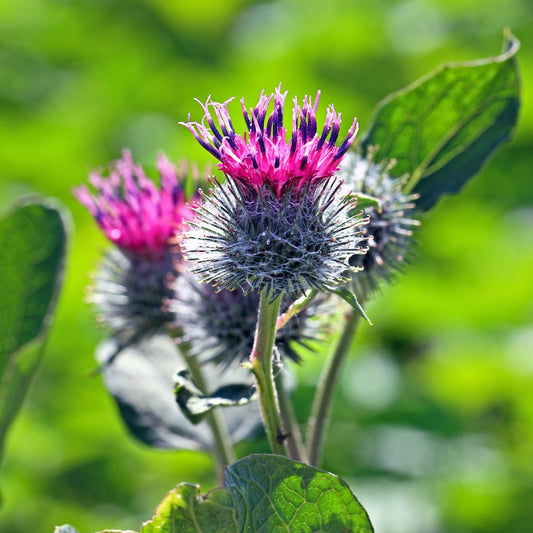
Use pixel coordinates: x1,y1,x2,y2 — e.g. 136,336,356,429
180,85,358,198
75,151,201,346
74,150,196,258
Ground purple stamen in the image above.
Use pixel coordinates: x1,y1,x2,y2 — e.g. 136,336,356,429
328,122,340,147
316,123,332,151
241,98,252,130
266,114,274,138
290,131,298,155
258,135,266,155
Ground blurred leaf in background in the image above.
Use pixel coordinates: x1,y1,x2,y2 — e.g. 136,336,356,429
0,0,531,532
0,199,68,476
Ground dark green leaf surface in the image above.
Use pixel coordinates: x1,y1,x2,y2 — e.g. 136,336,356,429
140,483,236,533
226,454,373,533
175,370,257,424
0,198,68,462
362,32,520,211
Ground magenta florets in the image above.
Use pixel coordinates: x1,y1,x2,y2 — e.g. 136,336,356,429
74,150,195,258
181,86,358,198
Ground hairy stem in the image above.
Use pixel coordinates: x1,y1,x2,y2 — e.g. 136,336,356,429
184,353,236,482
306,306,362,466
274,360,308,462
249,291,287,456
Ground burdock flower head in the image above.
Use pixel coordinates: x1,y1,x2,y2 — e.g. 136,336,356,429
181,86,368,298
339,150,421,298
74,150,197,344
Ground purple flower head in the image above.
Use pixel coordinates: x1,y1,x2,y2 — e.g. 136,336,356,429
181,88,367,298
180,85,358,198
74,150,196,259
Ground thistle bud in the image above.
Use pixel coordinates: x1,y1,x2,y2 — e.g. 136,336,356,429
74,150,198,343
339,151,421,297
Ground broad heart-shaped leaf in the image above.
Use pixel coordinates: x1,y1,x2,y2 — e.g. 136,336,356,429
0,198,68,463
175,370,257,424
226,454,373,532
96,335,261,450
139,454,373,533
361,31,520,211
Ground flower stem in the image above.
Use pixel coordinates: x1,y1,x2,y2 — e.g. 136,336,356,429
249,291,287,456
183,352,236,482
276,288,318,331
274,360,308,462
306,306,362,466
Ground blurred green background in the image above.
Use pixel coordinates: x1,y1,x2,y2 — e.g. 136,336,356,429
1,0,532,532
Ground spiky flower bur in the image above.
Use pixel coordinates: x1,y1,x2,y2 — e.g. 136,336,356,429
185,179,368,298
339,151,421,297
74,150,198,343
172,272,330,367
181,87,368,298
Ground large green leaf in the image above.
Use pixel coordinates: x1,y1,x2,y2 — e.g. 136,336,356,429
361,31,520,211
0,198,68,464
138,454,373,533
227,454,373,532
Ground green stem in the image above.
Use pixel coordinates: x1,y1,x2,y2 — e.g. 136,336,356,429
274,362,308,462
184,353,236,481
306,307,362,466
276,288,318,331
249,291,287,456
